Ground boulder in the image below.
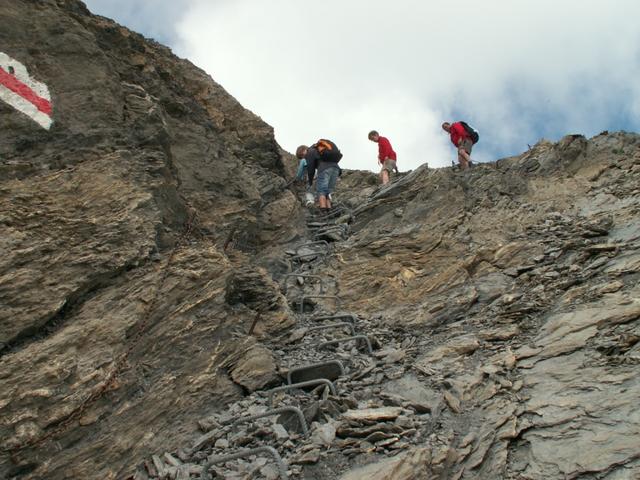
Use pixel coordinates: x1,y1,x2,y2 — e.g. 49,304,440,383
229,344,279,392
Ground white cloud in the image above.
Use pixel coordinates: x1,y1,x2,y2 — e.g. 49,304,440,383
92,0,640,171
83,0,190,45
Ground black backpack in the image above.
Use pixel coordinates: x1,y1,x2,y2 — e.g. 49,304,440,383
460,122,479,144
314,139,342,163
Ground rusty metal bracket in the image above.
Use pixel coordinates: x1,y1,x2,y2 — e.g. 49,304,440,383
299,295,341,314
200,446,288,479
281,274,326,294
318,335,373,354
312,314,358,324
225,406,309,436
267,379,338,407
306,322,356,336
247,312,261,335
287,360,346,384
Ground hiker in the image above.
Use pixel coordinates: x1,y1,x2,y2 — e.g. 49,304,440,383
442,121,477,170
295,139,342,210
294,156,307,183
368,130,397,185
287,156,316,206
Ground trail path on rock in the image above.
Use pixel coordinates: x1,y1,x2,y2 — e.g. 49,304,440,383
126,198,462,479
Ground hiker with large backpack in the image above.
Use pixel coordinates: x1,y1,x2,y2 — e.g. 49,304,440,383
295,139,342,210
442,121,479,170
368,130,397,185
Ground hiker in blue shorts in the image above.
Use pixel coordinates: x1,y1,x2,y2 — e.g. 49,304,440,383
296,139,342,211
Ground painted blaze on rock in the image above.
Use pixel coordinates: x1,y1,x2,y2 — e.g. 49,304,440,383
0,52,53,129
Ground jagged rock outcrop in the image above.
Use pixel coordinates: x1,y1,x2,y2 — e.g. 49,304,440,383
0,1,302,478
319,132,640,479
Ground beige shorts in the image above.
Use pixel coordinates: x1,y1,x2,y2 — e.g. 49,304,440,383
459,138,473,154
381,159,397,173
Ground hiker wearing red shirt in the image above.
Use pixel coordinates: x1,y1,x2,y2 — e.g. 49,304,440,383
368,130,397,185
442,121,474,170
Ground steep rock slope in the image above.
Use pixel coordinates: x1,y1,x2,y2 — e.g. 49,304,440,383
124,133,640,480
322,132,640,478
0,1,302,478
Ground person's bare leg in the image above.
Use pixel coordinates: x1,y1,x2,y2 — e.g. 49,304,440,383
381,169,390,185
319,195,328,209
458,148,471,170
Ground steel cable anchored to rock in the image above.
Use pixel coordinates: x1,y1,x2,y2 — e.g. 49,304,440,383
2,209,198,454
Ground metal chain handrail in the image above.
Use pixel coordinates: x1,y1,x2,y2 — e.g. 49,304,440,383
5,209,197,455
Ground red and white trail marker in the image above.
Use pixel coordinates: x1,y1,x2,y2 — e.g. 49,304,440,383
0,52,53,130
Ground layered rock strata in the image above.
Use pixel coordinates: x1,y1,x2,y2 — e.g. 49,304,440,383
1,1,301,478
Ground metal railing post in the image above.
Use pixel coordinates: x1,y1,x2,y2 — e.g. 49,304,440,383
224,406,309,436
287,360,346,384
267,379,338,407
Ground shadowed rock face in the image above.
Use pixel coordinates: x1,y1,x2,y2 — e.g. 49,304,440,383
2,2,640,480
0,1,301,478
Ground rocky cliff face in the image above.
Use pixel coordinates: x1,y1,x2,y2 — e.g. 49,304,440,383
1,1,303,478
1,2,640,480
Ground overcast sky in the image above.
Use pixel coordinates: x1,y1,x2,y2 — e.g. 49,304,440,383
84,0,640,171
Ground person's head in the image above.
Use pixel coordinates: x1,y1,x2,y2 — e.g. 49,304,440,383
368,130,379,142
295,145,308,159
441,122,451,133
